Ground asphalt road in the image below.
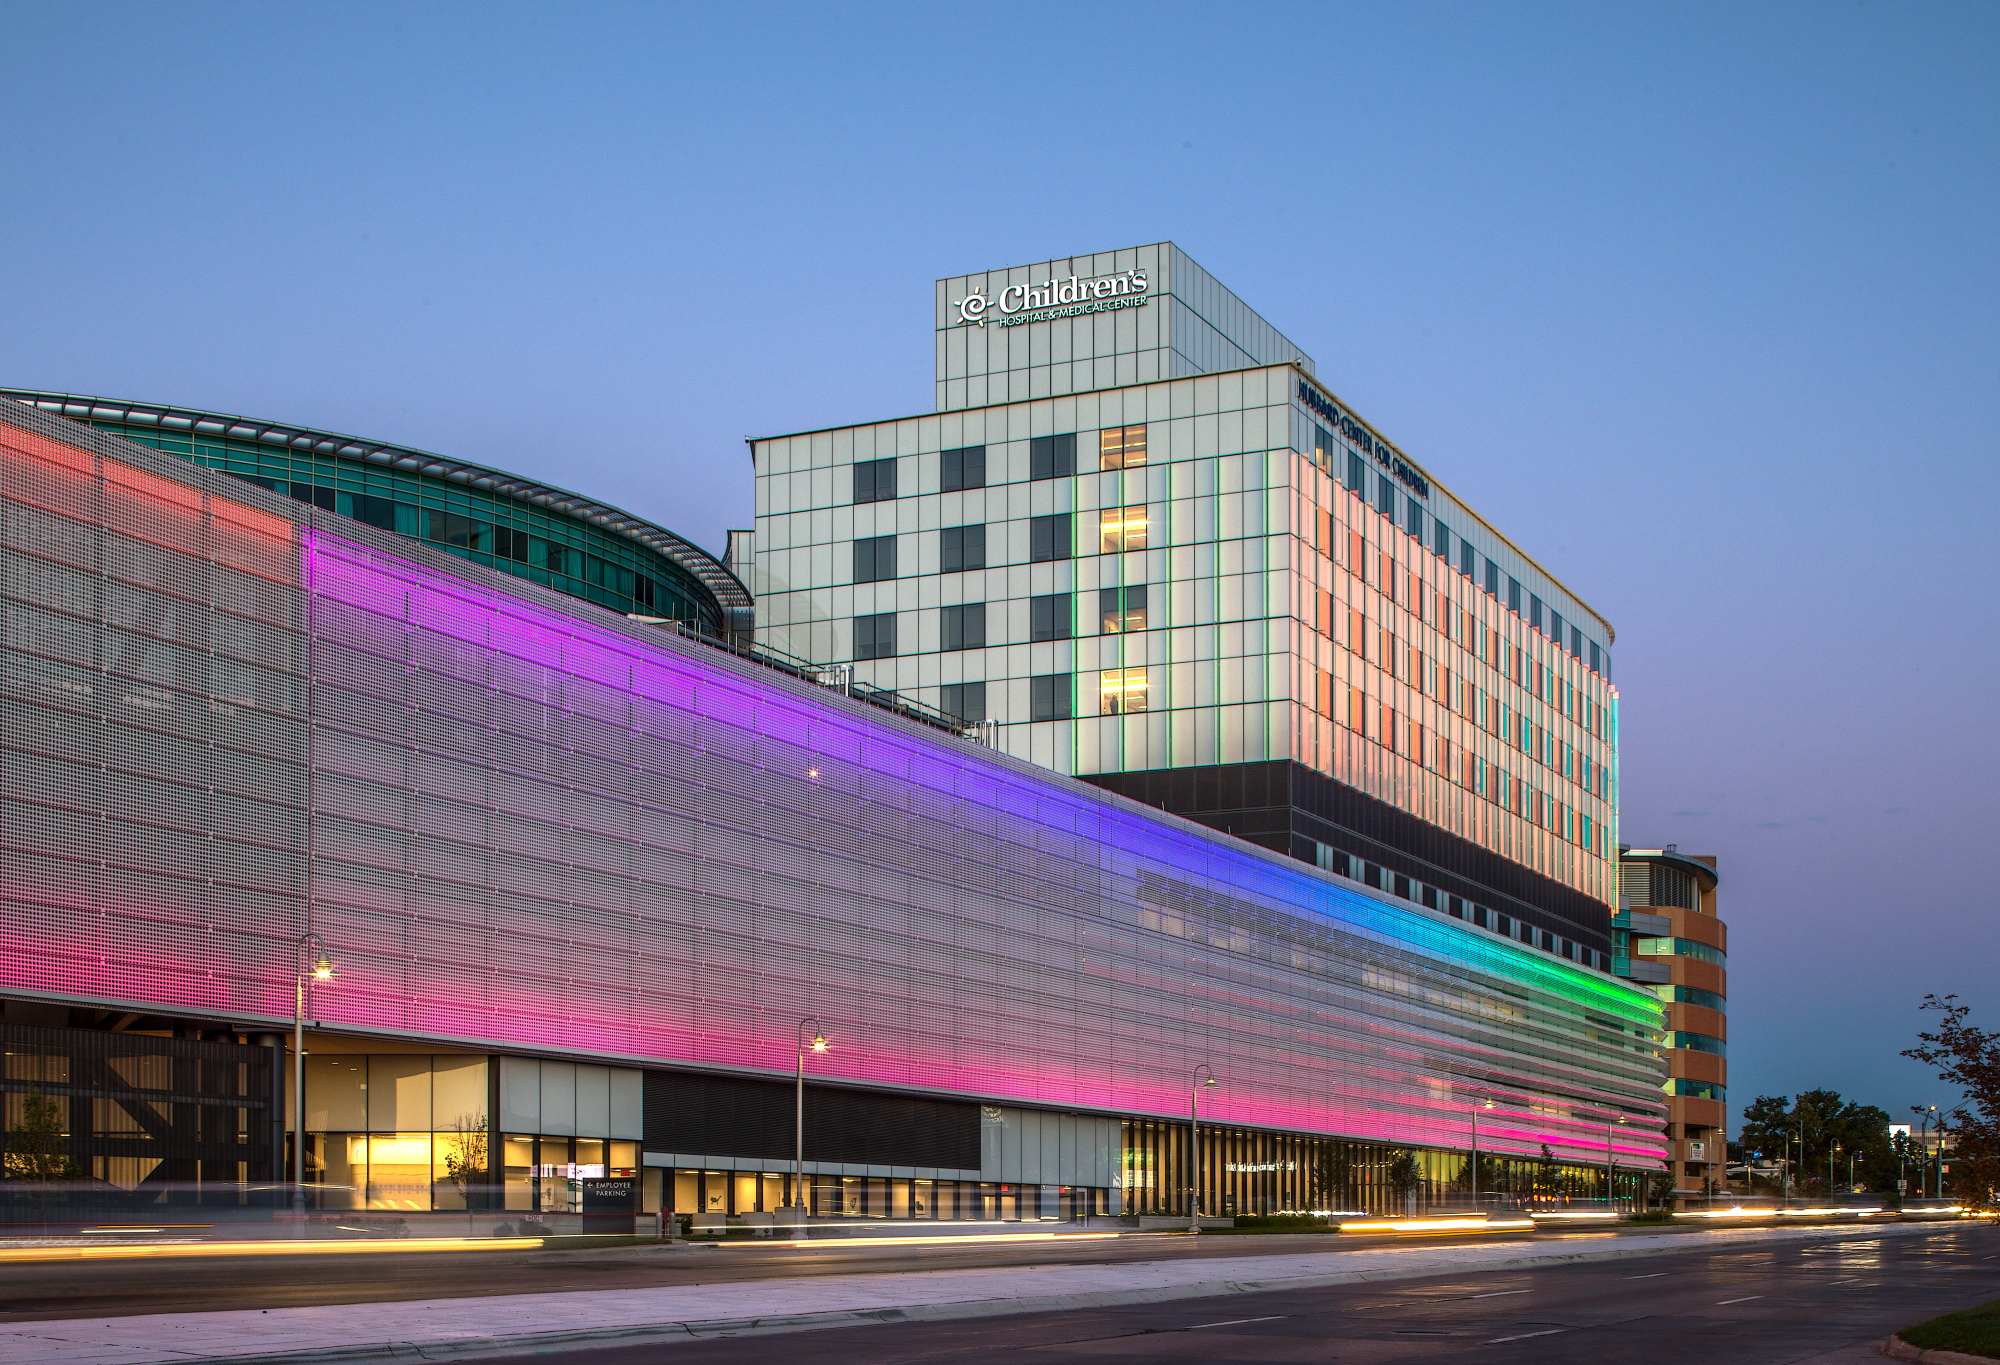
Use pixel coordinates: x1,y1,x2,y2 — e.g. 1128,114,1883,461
518,1223,2000,1365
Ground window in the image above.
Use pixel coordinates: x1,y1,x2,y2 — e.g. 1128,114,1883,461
1405,498,1423,539
1433,519,1450,560
1028,513,1072,563
1634,937,1727,967
1669,1032,1727,1057
1346,451,1367,494
940,524,986,573
1099,424,1147,470
940,445,986,492
1507,576,1522,614
941,603,986,651
1589,640,1602,674
1666,1079,1726,1101
1484,558,1499,597
1029,593,1071,642
1654,985,1728,1014
1099,584,1147,633
1550,609,1564,645
1313,423,1336,473
493,526,530,562
1099,506,1147,553
853,458,897,504
1460,540,1476,578
1530,595,1543,631
1376,477,1396,519
1029,673,1071,721
1029,433,1077,480
853,535,897,583
1572,625,1584,659
1100,667,1148,714
940,682,986,724
854,612,897,660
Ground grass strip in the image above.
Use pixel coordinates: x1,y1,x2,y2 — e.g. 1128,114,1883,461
1900,1298,2000,1359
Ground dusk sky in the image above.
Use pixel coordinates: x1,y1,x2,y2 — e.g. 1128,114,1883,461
4,2,1995,1127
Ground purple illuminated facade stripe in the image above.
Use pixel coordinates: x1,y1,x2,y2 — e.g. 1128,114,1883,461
299,529,1668,1165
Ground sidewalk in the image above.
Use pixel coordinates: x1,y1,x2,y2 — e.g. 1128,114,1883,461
0,1221,1955,1365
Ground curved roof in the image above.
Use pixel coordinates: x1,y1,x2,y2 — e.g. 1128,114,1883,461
1621,847,1719,894
0,389,753,621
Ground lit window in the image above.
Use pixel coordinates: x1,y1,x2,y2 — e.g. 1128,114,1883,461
1099,506,1147,553
1100,667,1149,715
1099,424,1147,471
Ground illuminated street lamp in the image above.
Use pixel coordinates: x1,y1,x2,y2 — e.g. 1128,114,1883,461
1189,1065,1217,1232
1470,1091,1496,1209
790,1018,829,1224
292,934,334,1218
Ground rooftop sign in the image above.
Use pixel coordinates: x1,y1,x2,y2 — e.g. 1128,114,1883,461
953,268,1150,328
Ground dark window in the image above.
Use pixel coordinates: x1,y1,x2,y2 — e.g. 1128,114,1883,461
941,603,986,651
940,682,987,724
853,535,897,583
1448,896,1464,919
1571,626,1584,658
1485,559,1499,597
1028,513,1072,563
539,541,572,575
1376,477,1396,519
1497,913,1513,936
1433,519,1450,559
494,527,530,563
1030,673,1072,721
940,524,986,573
291,483,339,512
1029,433,1076,480
1347,451,1367,495
1530,595,1543,630
1405,498,1423,539
428,509,486,549
1589,640,1602,674
854,612,897,660
1314,423,1336,472
352,494,400,531
1393,873,1411,899
1460,540,1476,578
1099,584,1147,633
853,458,897,504
1550,609,1563,643
1508,576,1523,614
1029,593,1071,642
940,445,986,492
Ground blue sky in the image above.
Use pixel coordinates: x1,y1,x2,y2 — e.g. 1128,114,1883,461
4,1,1996,1126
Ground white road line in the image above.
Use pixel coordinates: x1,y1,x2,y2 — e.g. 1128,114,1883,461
1717,1296,1764,1305
1623,1272,1667,1279
1830,1279,1858,1285
1188,1316,1287,1329
1486,1328,1568,1343
1470,1289,1532,1298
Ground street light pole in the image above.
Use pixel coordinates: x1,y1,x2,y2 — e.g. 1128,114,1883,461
793,1018,828,1225
1470,1092,1494,1211
291,934,334,1221
1189,1065,1217,1232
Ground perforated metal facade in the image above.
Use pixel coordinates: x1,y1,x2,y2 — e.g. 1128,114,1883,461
1,401,1669,1177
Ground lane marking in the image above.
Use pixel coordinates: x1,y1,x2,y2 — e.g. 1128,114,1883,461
1623,1272,1667,1279
1470,1289,1531,1298
1487,1328,1568,1343
1830,1279,1858,1284
1188,1315,1287,1329
1717,1296,1764,1305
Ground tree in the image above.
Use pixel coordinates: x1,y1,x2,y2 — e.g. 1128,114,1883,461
441,1112,489,1216
3,1089,79,1211
1535,1144,1561,1200
1739,1091,1895,1195
1307,1149,1352,1212
1387,1150,1422,1212
1903,995,2000,1208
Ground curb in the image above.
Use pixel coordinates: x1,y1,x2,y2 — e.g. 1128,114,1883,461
151,1222,1959,1365
1880,1334,2000,1365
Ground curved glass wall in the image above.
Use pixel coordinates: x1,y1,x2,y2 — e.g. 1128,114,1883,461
76,417,724,635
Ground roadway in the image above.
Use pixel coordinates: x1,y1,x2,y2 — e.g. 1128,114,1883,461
520,1222,2000,1365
